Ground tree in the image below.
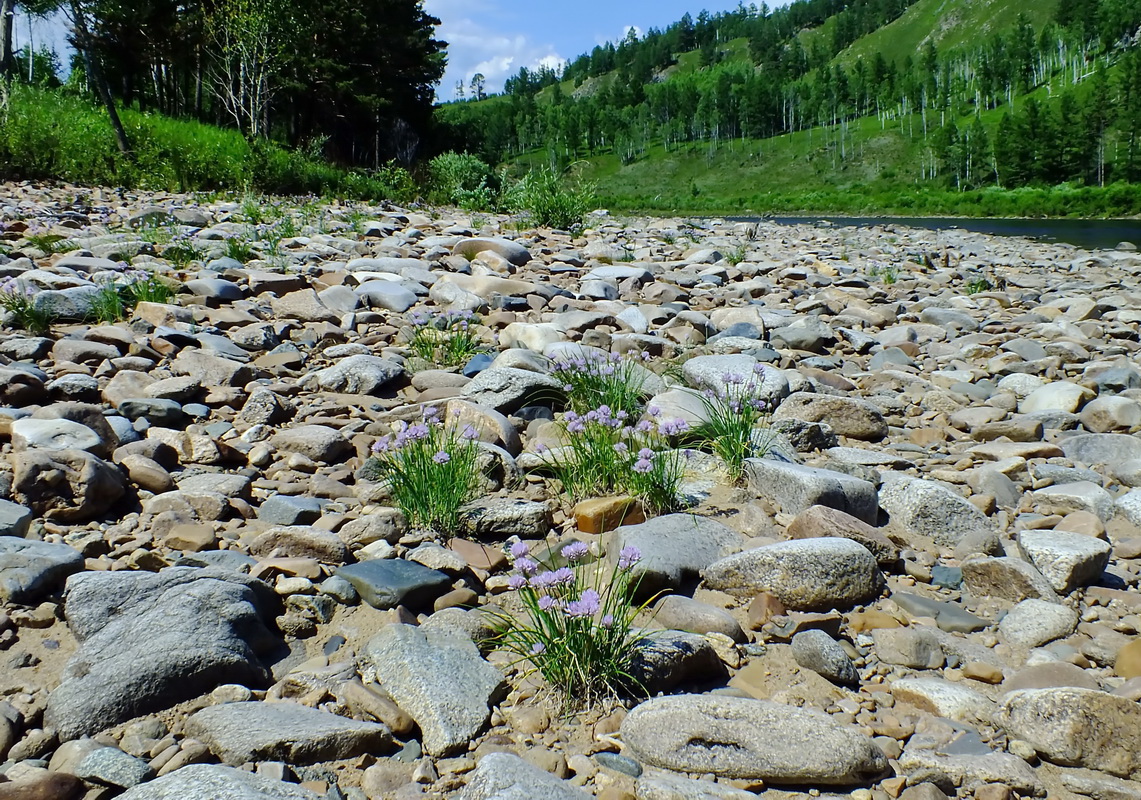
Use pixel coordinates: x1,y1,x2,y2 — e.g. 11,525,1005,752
206,0,289,137
2,0,60,84
470,72,485,101
66,0,130,154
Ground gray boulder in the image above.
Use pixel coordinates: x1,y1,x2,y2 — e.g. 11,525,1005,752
612,514,745,600
458,752,590,800
0,538,84,603
46,568,279,740
453,237,532,266
879,473,993,547
1060,433,1141,466
12,448,126,522
622,694,887,784
336,558,452,610
300,355,404,395
117,764,320,800
1016,529,1111,594
0,498,34,537
364,624,504,756
791,629,860,686
630,629,727,694
184,701,391,765
745,459,878,524
460,368,564,414
772,391,887,441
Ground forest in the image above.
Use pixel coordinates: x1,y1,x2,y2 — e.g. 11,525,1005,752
438,0,1141,194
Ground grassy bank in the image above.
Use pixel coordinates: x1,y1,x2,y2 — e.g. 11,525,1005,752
0,86,412,200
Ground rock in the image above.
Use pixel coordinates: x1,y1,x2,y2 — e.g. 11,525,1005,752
1003,662,1102,692
629,629,727,693
1016,529,1112,593
681,355,790,407
1019,382,1094,414
116,764,320,799
744,459,878,524
453,238,532,266
1118,640,1141,679
270,426,349,463
46,568,278,740
336,558,452,609
458,498,550,539
257,496,324,526
786,505,898,567
0,772,83,800
653,595,746,642
872,626,945,669
458,752,590,800
611,514,745,599
892,593,988,633
791,629,860,686
270,289,338,323
171,349,255,387
460,368,564,414
11,418,105,454
0,498,34,537
996,687,1141,778
634,772,758,800
879,473,993,547
0,538,84,603
961,556,1058,602
1081,396,1141,433
1032,481,1115,521
356,281,418,312
75,746,155,788
364,624,504,756
300,355,404,395
11,449,126,522
773,392,887,441
1061,433,1141,466
185,701,390,765
890,678,994,724
702,538,883,611
250,526,348,563
621,694,887,784
998,598,1078,648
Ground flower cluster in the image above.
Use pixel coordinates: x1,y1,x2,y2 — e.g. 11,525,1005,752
691,365,776,481
537,403,687,515
550,349,653,418
406,310,483,369
489,539,649,706
363,407,482,533
0,278,52,335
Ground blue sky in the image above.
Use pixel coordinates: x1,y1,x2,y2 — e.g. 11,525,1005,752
425,0,791,101
13,1,792,102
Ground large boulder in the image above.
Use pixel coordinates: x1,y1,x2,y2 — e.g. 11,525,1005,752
117,764,320,800
300,355,404,395
11,448,126,522
772,392,887,441
0,538,84,603
745,459,878,524
621,694,887,784
46,568,280,740
458,753,590,800
879,473,993,547
611,514,746,600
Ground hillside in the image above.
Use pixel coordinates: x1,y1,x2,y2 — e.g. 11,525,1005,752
437,0,1141,216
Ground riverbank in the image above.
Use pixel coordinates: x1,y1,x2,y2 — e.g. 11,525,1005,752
2,184,1141,800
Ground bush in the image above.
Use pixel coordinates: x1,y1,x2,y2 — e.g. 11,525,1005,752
362,409,483,534
490,539,651,707
0,278,54,335
428,151,495,208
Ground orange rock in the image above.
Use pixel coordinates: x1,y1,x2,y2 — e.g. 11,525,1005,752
573,496,644,534
1116,639,1141,679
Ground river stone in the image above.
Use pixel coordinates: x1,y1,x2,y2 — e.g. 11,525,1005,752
0,498,33,537
786,505,899,566
452,237,532,266
460,368,564,414
364,624,504,756
744,459,878,524
184,701,390,765
355,280,419,312
890,678,994,724
879,473,993,547
0,538,84,603
996,687,1141,778
11,417,105,454
300,354,404,395
653,595,746,642
702,538,883,611
791,629,860,686
1032,481,1115,521
773,391,887,441
336,558,452,609
1003,662,1102,692
11,448,126,522
270,425,349,463
75,746,155,788
872,626,945,669
458,752,590,800
1016,529,1112,593
45,568,279,740
611,514,745,600
171,349,255,387
680,354,791,407
1018,381,1094,414
634,772,759,800
621,694,887,784
116,764,320,800
998,598,1078,648
629,629,727,693
1061,433,1141,466
961,556,1058,603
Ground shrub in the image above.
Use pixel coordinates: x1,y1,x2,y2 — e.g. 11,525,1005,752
406,310,484,369
490,539,651,707
223,234,254,264
361,409,483,533
535,405,688,515
428,151,495,208
551,350,654,420
687,365,776,481
0,278,54,335
509,165,596,231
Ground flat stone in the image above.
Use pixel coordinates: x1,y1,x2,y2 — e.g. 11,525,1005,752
1032,481,1115,521
185,701,390,765
787,505,898,567
653,595,746,642
1002,662,1102,693
872,626,945,669
1061,433,1141,466
11,417,105,454
0,538,83,603
621,694,887,784
364,624,504,756
116,763,320,799
270,426,349,463
75,746,155,788
612,514,745,600
257,496,324,526
1016,529,1112,593
890,677,994,724
961,557,1058,603
998,598,1078,648
702,538,883,611
773,391,887,441
744,459,878,524
336,558,452,610
457,752,590,800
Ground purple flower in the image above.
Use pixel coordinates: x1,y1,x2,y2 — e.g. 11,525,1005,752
565,589,601,618
659,418,690,436
461,424,479,440
567,418,586,434
405,423,429,441
510,541,531,559
432,450,451,464
531,642,546,655
507,574,527,590
551,567,575,585
613,442,628,455
600,614,615,628
538,595,558,611
618,546,642,569
637,448,654,460
561,541,589,562
423,406,440,419
515,557,539,576
371,435,392,454
633,458,653,474
634,420,653,433
530,570,556,588
647,406,661,417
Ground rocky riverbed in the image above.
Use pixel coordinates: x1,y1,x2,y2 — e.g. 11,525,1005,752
1,182,1141,800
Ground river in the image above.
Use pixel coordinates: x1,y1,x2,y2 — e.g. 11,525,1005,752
755,216,1141,251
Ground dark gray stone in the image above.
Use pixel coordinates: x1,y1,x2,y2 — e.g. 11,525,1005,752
336,559,452,610
117,764,320,799
791,629,860,686
612,514,745,600
0,538,84,603
257,496,324,526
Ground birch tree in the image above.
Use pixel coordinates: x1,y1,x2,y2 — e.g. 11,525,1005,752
206,0,287,138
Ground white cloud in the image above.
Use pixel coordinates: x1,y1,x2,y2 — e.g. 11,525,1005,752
425,0,564,101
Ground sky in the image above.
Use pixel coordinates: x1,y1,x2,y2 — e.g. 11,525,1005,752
12,1,792,102
425,0,791,101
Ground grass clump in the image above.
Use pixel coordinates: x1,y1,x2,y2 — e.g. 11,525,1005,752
550,350,653,420
509,165,596,231
687,365,776,482
490,539,651,708
361,408,483,534
123,271,178,305
88,282,128,323
406,310,484,369
0,278,54,335
536,405,688,516
964,277,992,295
223,235,255,264
867,263,899,284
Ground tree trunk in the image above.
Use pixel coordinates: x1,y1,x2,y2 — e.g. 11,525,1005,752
69,0,130,156
0,0,15,84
